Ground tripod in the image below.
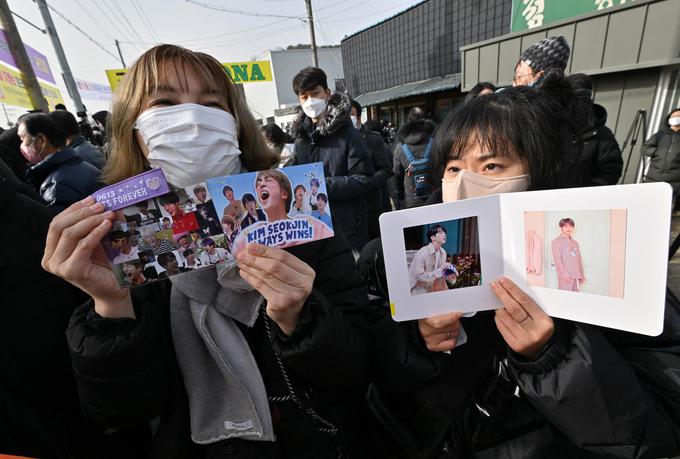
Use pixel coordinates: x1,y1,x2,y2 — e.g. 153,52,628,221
621,109,648,184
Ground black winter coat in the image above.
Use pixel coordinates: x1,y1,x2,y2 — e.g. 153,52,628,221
361,125,393,239
66,235,373,459
0,159,119,458
643,126,680,192
392,120,436,209
292,94,374,251
25,146,102,212
69,135,105,170
574,105,623,186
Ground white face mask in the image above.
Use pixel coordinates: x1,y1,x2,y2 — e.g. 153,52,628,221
135,103,243,188
669,117,680,127
350,115,360,129
301,97,327,119
442,169,530,202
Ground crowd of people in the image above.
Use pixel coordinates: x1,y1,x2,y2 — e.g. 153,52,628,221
2,37,680,459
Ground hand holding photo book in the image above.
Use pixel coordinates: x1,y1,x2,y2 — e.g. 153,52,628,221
92,163,334,288
379,183,671,336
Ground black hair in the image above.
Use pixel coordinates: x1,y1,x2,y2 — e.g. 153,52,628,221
427,224,446,242
559,218,575,227
183,249,194,257
222,185,233,196
316,192,328,203
122,259,143,269
162,217,171,222
667,107,680,124
431,86,572,192
158,192,180,206
261,123,293,150
109,229,129,241
292,66,328,95
464,82,496,103
242,193,256,205
157,252,176,268
20,113,67,148
48,109,80,137
92,110,109,130
407,107,427,123
364,119,383,134
54,103,66,110
565,73,595,130
310,178,320,187
350,99,362,116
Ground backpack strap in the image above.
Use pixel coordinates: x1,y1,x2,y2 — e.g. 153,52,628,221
422,137,433,160
401,143,416,163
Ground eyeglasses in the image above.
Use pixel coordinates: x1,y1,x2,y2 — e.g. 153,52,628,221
512,72,536,84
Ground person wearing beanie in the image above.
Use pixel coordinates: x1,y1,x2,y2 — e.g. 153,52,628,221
513,36,570,87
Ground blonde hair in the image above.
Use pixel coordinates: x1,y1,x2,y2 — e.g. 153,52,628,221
103,44,279,184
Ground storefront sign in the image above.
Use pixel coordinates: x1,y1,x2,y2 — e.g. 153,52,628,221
511,0,637,32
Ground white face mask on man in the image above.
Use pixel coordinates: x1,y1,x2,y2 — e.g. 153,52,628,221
441,169,530,202
135,103,243,188
669,117,680,127
301,97,327,119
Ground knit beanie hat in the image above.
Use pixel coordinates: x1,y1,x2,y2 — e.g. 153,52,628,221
520,36,570,72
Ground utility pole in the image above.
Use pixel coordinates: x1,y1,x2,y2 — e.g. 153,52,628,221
304,0,318,67
35,0,85,114
115,39,126,68
0,0,48,111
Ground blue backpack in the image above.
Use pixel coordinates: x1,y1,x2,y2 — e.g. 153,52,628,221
402,137,433,198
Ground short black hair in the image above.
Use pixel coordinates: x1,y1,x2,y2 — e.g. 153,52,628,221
431,86,574,191
156,252,176,268
54,103,66,110
20,113,67,147
222,185,233,196
316,192,328,203
464,82,496,103
310,178,320,187
158,192,180,206
48,109,80,137
292,66,328,95
667,107,680,124
350,99,362,115
109,229,129,241
559,218,575,227
427,224,446,242
261,123,293,149
407,107,427,123
183,248,194,257
242,193,256,205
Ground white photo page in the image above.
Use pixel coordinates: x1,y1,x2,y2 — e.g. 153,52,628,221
379,182,671,336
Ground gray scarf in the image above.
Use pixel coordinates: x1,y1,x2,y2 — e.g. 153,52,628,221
169,259,275,444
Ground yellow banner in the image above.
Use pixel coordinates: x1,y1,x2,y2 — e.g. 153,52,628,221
105,60,273,91
0,62,64,110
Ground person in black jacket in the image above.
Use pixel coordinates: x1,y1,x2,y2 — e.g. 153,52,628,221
291,66,374,252
367,88,680,458
0,158,144,458
19,113,101,212
350,98,393,239
49,109,105,169
392,107,436,209
643,107,680,196
43,45,371,459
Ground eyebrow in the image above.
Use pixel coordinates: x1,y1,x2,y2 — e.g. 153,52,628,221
151,84,220,96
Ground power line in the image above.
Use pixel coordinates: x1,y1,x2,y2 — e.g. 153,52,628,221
132,1,161,42
74,0,115,42
97,0,143,53
193,22,305,50
45,3,120,62
185,0,305,20
11,10,45,33
91,0,142,55
111,0,145,43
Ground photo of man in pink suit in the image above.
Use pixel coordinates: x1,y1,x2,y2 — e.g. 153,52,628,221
551,218,585,291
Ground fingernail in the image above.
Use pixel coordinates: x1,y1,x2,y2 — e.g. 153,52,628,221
81,196,95,204
89,202,104,211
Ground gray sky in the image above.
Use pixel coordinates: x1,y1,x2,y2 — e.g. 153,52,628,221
5,0,421,120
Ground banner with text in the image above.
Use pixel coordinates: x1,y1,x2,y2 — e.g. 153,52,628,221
511,0,637,32
0,61,64,110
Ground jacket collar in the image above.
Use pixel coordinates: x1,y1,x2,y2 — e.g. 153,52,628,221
68,135,86,149
291,92,352,139
27,147,80,184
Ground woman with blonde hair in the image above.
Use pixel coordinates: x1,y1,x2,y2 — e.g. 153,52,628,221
42,45,372,458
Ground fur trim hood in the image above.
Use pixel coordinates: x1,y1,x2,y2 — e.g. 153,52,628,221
291,93,351,138
397,119,436,145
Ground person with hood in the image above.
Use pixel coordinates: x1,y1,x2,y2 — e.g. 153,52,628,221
19,113,101,212
643,107,680,197
366,88,680,458
350,98,393,238
392,107,436,209
564,73,623,186
291,66,374,252
48,109,105,169
42,45,372,458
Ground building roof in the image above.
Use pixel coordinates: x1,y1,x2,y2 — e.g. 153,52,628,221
355,73,460,107
341,0,428,42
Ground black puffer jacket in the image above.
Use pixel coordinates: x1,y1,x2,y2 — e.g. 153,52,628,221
69,135,105,170
67,235,373,459
360,125,393,239
361,239,680,458
392,120,436,209
574,104,623,186
0,159,127,458
643,126,680,192
25,146,101,212
292,93,374,251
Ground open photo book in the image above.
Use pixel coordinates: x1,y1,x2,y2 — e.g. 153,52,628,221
379,183,672,336
92,163,333,288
